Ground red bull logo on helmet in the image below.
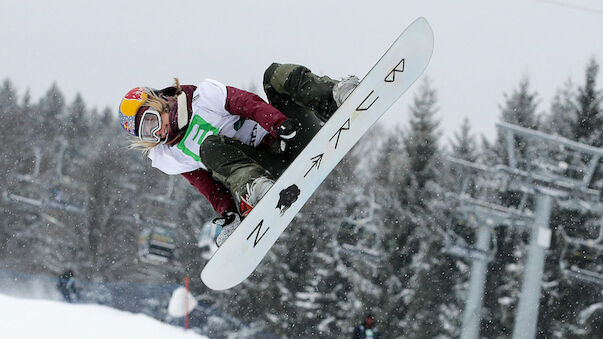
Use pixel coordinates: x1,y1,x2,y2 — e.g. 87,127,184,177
120,87,148,117
124,87,145,100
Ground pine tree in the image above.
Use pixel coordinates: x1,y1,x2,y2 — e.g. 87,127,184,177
451,117,478,162
65,93,89,141
0,79,22,174
573,58,602,147
370,125,412,336
37,83,65,144
499,78,539,129
371,79,461,338
446,118,481,199
0,79,21,259
80,145,137,279
494,78,541,168
403,78,441,199
543,79,576,139
0,79,19,116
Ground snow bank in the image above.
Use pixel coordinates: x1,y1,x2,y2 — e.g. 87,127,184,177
0,294,207,339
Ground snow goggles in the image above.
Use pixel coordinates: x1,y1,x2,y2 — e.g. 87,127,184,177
138,108,167,143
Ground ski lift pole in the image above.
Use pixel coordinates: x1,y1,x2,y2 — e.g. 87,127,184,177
460,224,491,339
184,275,190,329
512,194,553,339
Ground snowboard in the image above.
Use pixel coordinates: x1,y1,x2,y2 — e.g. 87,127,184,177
201,17,434,290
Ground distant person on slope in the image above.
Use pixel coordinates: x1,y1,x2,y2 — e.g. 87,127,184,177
118,63,358,246
353,314,381,339
57,269,79,303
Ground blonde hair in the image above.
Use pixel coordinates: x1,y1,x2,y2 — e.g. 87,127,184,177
127,137,160,154
144,89,169,114
127,78,182,153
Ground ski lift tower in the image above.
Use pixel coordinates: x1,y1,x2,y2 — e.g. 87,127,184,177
445,157,534,339
493,122,602,339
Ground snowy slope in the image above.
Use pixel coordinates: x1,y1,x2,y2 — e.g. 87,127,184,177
0,294,207,339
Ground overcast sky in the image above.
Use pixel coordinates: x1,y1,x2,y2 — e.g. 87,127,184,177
1,0,602,141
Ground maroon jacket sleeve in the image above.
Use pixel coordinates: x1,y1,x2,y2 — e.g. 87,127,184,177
225,86,288,137
181,169,236,216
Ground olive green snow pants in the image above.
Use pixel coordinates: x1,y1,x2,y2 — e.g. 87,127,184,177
199,63,339,202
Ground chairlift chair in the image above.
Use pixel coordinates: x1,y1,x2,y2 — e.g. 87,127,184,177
336,220,361,246
47,176,89,214
2,173,46,210
442,213,498,263
559,223,603,286
335,221,382,260
336,242,382,261
2,147,46,210
335,221,381,261
334,195,382,261
138,227,176,264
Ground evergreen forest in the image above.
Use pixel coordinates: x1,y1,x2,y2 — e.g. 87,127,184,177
0,59,601,338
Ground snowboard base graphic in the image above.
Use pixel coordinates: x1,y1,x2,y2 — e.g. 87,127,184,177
202,17,434,290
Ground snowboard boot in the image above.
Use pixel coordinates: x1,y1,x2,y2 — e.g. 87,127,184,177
215,212,241,247
264,63,340,123
216,223,236,247
332,75,360,107
215,175,274,247
235,176,275,217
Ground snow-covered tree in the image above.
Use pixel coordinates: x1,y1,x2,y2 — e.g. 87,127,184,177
36,83,65,145
368,78,463,338
64,93,90,143
402,78,441,203
451,117,479,162
573,58,602,147
543,79,577,139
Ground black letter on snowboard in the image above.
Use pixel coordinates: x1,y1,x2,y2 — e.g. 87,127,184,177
356,90,379,111
385,58,405,82
329,119,350,149
247,220,269,248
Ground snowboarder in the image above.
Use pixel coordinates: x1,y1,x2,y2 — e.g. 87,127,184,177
353,314,381,339
118,63,358,246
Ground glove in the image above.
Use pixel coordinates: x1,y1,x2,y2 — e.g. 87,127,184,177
212,211,239,227
276,119,301,152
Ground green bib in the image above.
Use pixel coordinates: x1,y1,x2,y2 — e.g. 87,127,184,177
177,115,220,162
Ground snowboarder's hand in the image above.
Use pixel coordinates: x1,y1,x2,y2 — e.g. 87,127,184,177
212,211,238,227
277,118,301,152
